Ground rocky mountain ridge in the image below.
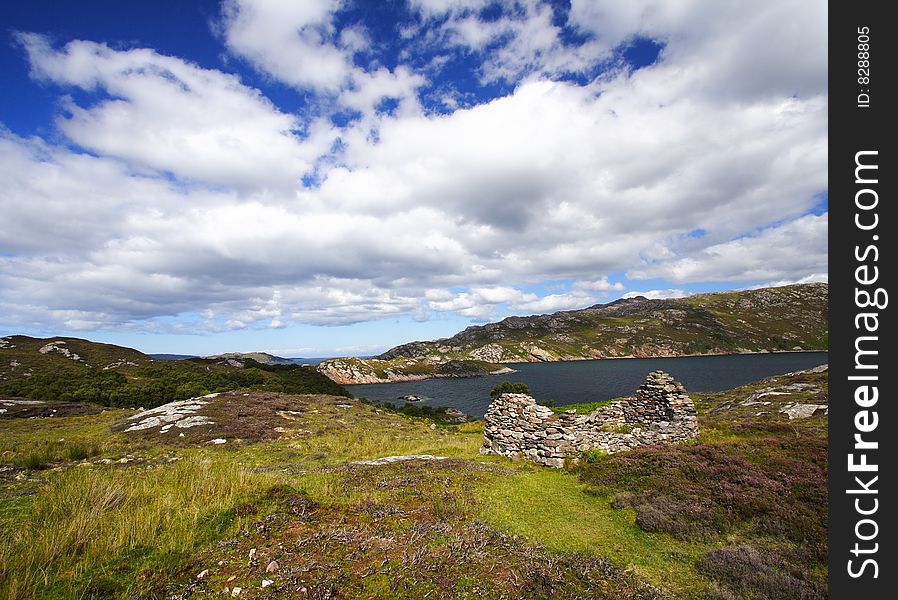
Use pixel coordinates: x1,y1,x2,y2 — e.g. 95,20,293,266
318,284,827,384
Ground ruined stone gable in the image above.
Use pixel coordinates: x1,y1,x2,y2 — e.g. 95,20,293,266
480,371,699,468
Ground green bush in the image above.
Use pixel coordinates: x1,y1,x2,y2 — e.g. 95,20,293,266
582,448,608,463
370,401,469,424
489,381,531,400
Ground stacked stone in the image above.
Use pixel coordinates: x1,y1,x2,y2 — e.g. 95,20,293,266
585,402,629,428
480,394,569,468
628,370,692,424
480,371,699,468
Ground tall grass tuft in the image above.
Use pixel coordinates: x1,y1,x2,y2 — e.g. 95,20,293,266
63,441,101,462
0,457,279,599
11,439,103,470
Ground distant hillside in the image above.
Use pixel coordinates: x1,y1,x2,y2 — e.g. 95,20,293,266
383,283,828,362
204,351,290,365
318,284,827,384
0,335,348,408
149,353,197,361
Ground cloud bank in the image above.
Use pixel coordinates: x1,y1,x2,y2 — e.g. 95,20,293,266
0,0,827,334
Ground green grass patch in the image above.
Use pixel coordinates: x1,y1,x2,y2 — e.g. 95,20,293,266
477,467,710,598
550,399,615,415
10,439,102,470
0,411,135,469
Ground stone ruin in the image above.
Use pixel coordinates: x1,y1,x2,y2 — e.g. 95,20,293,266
480,371,698,468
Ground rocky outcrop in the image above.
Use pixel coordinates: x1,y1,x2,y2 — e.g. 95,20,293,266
468,343,509,362
481,371,698,468
780,403,828,419
377,341,433,360
350,455,452,466
205,352,289,365
123,394,219,432
118,391,359,444
316,358,424,384
317,357,512,385
38,341,83,362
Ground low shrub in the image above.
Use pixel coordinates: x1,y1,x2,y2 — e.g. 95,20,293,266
0,359,350,410
582,448,608,463
696,545,825,600
577,428,827,551
371,401,467,424
633,497,712,539
609,492,634,509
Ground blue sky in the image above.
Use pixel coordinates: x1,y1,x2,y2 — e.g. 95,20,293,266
0,1,827,356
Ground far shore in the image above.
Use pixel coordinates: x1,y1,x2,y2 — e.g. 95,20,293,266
339,349,828,385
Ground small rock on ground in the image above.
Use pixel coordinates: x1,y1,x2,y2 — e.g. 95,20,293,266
351,455,451,466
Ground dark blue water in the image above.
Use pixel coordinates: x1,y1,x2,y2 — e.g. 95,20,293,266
346,352,828,418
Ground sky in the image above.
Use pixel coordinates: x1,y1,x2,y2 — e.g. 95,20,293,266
0,0,827,357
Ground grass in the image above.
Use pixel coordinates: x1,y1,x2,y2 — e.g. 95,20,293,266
550,399,615,415
11,439,102,470
237,404,486,470
477,467,711,598
0,410,133,469
184,460,660,599
0,456,283,599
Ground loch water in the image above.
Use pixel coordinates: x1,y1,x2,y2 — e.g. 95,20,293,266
345,351,828,418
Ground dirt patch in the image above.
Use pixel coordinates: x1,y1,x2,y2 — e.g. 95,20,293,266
116,392,359,445
0,397,105,419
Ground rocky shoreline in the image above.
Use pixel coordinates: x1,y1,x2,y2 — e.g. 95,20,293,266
317,357,513,385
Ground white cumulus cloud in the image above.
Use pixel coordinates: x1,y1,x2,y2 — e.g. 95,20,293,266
0,0,827,335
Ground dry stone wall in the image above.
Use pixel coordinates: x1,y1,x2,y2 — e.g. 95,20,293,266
480,371,698,468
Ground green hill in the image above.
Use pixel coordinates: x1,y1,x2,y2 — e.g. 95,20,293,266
0,335,348,408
